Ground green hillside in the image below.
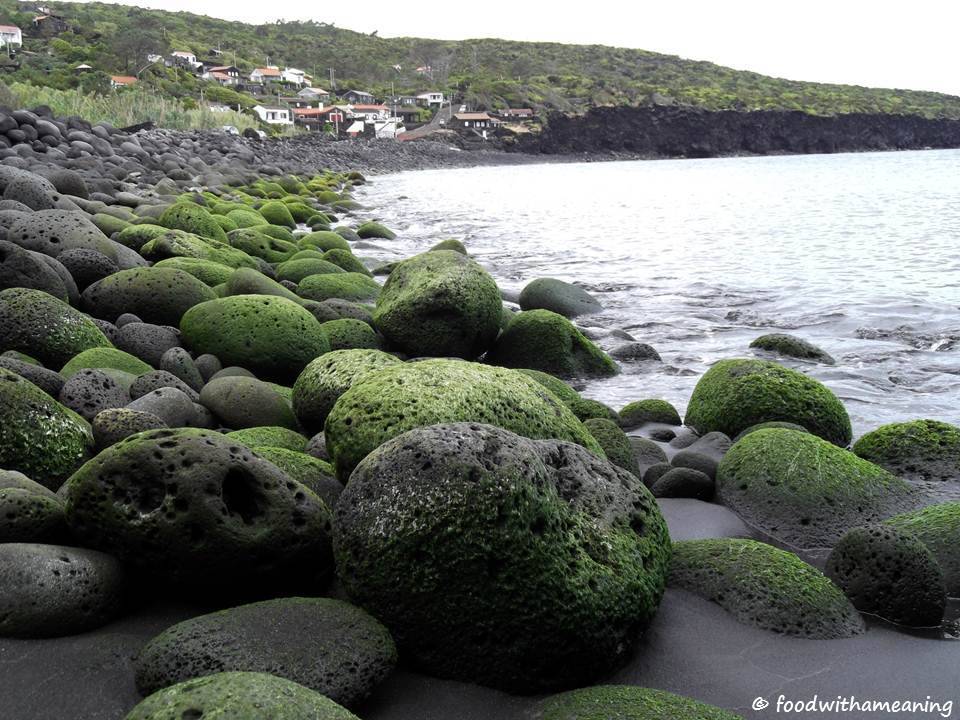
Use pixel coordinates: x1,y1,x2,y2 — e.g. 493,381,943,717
4,0,960,119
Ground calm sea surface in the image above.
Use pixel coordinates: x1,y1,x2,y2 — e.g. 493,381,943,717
356,150,960,438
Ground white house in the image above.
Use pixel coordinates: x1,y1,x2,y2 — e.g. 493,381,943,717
250,66,282,84
253,105,293,125
298,87,331,103
374,118,406,139
0,25,22,47
417,92,444,107
281,67,307,86
171,51,201,69
344,104,389,122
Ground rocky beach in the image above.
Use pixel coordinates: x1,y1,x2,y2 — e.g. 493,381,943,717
0,104,957,720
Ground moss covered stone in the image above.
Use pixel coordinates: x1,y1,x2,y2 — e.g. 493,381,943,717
518,369,620,422
620,399,682,428
487,309,619,378
852,419,960,482
356,221,396,239
292,349,401,434
63,428,332,589
226,208,269,229
82,267,216,326
277,258,345,284
257,201,296,229
200,376,297,430
825,525,946,627
134,597,395,706
222,267,302,303
733,421,809,442
252,446,342,510
320,319,380,351
373,250,502,359
115,223,169,251
126,672,360,720
534,686,742,720
322,248,370,276
430,238,467,254
91,212,130,237
141,230,258,269
325,359,603,481
885,502,960,595
299,231,350,252
0,287,112,368
181,296,329,382
298,272,381,303
0,369,93,489
518,277,603,318
226,426,308,452
159,203,229,243
334,422,669,692
670,538,864,638
61,347,152,378
153,257,235,287
717,429,918,548
584,418,640,478
684,358,852,446
228,228,298,263
750,333,835,364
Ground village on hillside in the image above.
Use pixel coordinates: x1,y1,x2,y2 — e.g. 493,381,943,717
0,4,540,141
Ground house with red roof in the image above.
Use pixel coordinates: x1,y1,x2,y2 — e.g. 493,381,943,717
110,76,137,89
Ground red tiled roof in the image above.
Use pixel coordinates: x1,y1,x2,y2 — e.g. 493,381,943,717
111,76,137,85
253,67,281,76
0,25,20,33
293,107,338,117
350,104,387,111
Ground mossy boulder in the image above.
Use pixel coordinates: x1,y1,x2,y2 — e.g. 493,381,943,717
62,428,332,589
334,422,669,692
584,418,640,478
298,272,381,303
670,538,864,638
0,287,112,368
134,597,396,706
226,426,308,452
82,267,216,326
356,221,396,239
517,369,619,422
125,672,360,720
200,376,297,430
0,472,66,543
277,258,345,284
300,231,350,252
534,686,743,720
228,228,298,263
684,358,852,446
373,250,502,359
180,296,329,382
429,238,467,254
0,369,93,489
159,203,229,243
750,333,835,364
518,277,603,318
153,257,235,287
115,223,169,251
258,225,296,242
222,267,302,303
322,248,370,276
320,319,380,351
226,208,269,229
251,446,342,510
717,429,918,548
61,347,152,379
619,399,682,428
733,420,809,442
292,349,401,434
885,502,960,595
487,309,619,378
325,359,603,481
825,525,946,626
141,231,258,269
257,201,296,228
852,419,960,482
91,212,130,237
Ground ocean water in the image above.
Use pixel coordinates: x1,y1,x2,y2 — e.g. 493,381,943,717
355,150,960,438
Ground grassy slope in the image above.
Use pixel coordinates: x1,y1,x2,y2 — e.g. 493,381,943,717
4,0,960,119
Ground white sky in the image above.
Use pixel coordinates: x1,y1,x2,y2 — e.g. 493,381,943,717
73,0,960,96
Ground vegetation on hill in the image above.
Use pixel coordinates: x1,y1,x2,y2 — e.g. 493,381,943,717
2,0,960,121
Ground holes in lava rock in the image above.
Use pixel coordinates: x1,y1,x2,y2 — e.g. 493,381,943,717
221,467,267,525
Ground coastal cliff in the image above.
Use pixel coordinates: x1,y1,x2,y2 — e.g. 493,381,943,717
513,105,960,157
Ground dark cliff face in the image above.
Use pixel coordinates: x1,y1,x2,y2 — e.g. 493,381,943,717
515,105,960,157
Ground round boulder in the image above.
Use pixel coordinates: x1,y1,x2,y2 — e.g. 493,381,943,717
534,686,743,720
58,368,130,421
750,332,835,364
0,239,69,299
92,408,167,449
853,419,960,482
200,376,297,430
518,277,603,318
83,267,216,327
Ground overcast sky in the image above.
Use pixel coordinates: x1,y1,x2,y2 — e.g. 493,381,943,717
76,0,960,96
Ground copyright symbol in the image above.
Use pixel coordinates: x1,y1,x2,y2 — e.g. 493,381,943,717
753,697,769,711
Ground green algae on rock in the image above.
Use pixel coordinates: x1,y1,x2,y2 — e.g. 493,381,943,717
62,428,332,589
257,200,297,228
297,272,381,303
60,347,152,379
825,525,946,627
584,417,641,478
153,257,235,287
750,333,835,364
292,349,401,434
356,221,396,239
277,258,346,284
322,248,371,276
320,318,380,351
853,419,960,482
299,230,351,252
684,358,852,446
228,227,298,263
732,420,810,442
199,376,298,430
222,267,303,303
534,685,744,720
670,538,865,638
373,250,503,359
141,230,259,269
159,203,229,243
717,429,918,548
619,398,682,428
125,672,360,720
0,287,112,368
884,502,960,595
0,368,93,489
225,426,308,452
518,369,620,422
250,446,342,510
114,223,170,251
334,422,669,692
181,296,329,382
134,597,396,706
487,309,619,378
81,267,216,326
325,359,604,481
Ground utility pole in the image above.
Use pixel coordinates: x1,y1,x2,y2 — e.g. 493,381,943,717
329,67,336,93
